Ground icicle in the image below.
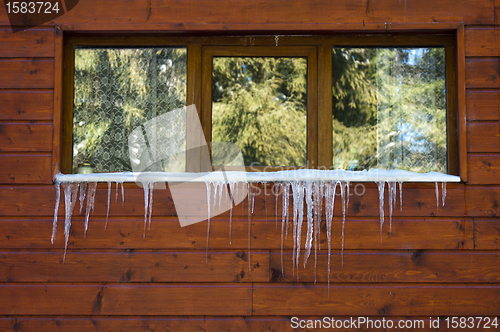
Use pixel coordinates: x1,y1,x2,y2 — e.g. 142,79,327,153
84,182,97,237
346,182,350,215
284,182,290,239
340,182,347,267
303,181,313,268
388,181,396,233
435,182,439,210
148,183,154,230
78,182,87,214
442,182,447,207
62,183,79,261
377,181,385,242
312,181,323,284
205,181,212,262
142,182,150,237
293,182,305,280
251,183,256,215
120,182,125,206
398,180,403,212
324,181,337,293
280,182,290,276
51,182,61,244
115,181,119,203
228,181,235,244
275,183,279,229
263,182,268,222
275,35,279,46
247,182,252,274
105,182,111,229
218,181,224,213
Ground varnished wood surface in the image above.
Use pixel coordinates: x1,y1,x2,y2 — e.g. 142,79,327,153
0,28,54,57
0,155,52,184
0,250,269,283
0,217,473,250
466,90,500,121
467,154,500,184
0,60,54,89
0,91,54,121
270,250,500,283
467,122,500,152
0,284,253,315
0,123,53,152
253,284,500,316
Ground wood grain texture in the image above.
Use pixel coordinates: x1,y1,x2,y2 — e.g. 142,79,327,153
474,218,500,249
0,183,465,217
0,60,54,89
465,186,500,217
0,250,269,283
0,124,53,152
0,155,52,184
465,58,500,89
467,122,500,152
253,284,500,316
146,0,494,25
0,91,53,121
465,27,500,57
52,26,63,178
0,217,472,250
466,90,500,121
0,284,252,316
0,28,54,57
270,250,500,283
456,24,467,180
0,316,457,332
467,154,500,184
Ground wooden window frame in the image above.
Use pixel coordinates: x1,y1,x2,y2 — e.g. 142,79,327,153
61,34,458,175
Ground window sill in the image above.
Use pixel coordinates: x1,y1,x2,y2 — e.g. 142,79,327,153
55,169,460,184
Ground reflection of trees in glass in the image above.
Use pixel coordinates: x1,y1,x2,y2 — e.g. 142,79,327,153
73,48,186,173
212,57,307,167
332,47,447,173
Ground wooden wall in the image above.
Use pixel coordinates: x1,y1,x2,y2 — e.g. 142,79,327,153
0,1,499,331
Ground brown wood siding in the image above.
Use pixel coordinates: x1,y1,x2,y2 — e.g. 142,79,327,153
0,3,499,331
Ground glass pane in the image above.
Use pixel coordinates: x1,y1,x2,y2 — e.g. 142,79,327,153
211,57,307,167
332,47,447,173
72,47,187,173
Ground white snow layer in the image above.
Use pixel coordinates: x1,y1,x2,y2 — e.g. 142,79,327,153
56,169,460,183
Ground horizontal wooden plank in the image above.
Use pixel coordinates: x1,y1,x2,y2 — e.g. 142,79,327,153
0,60,54,89
474,218,500,249
467,122,500,152
467,154,500,184
466,186,500,216
0,28,54,57
0,155,52,184
270,250,500,283
0,217,472,250
0,316,467,332
465,27,500,57
465,58,500,89
0,284,252,316
0,250,269,283
253,284,500,316
0,123,53,152
466,90,500,121
0,182,466,217
0,91,53,121
51,0,493,26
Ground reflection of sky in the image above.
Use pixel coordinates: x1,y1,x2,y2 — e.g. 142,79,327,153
404,48,426,65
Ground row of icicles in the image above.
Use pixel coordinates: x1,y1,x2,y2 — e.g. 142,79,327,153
52,180,447,287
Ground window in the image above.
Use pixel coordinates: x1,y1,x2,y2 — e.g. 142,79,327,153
62,35,457,175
